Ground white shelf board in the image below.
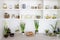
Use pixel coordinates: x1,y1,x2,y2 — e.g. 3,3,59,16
3,0,19,1
0,8,20,10
20,0,42,1
2,9,20,11
44,9,60,10
0,9,60,11
20,9,43,11
44,0,60,1
4,18,60,20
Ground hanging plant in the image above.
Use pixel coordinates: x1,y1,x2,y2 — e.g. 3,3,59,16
34,20,39,33
20,22,25,33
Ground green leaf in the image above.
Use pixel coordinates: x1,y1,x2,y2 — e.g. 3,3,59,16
20,22,25,33
34,20,39,30
51,25,55,30
50,21,58,31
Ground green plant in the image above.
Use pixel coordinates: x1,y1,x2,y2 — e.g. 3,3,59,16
4,27,8,34
50,21,58,34
45,29,49,34
3,26,11,38
15,29,19,32
56,28,60,34
48,33,53,36
34,20,39,33
3,27,8,38
52,14,56,19
20,22,25,33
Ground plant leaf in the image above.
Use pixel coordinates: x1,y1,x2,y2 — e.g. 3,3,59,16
51,24,55,30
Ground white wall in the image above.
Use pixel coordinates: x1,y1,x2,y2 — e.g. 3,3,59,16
39,20,57,33
44,0,58,8
0,11,4,40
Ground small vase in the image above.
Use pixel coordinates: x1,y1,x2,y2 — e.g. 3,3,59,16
22,32,24,35
53,31,56,34
3,3,7,9
35,30,38,34
22,33,24,35
22,4,26,9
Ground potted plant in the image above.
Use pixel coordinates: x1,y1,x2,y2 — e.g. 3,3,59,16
3,27,8,38
52,14,56,19
45,29,49,35
50,21,58,36
7,28,15,37
57,28,60,34
3,26,14,38
9,29,14,37
34,20,39,34
7,28,11,35
20,22,25,34
56,28,60,37
45,14,51,19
